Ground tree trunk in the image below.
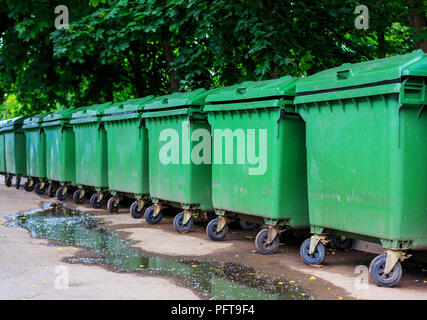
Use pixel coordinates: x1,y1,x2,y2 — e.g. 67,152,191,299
407,0,427,52
161,28,179,92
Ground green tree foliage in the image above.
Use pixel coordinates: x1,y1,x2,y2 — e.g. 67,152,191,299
0,0,425,116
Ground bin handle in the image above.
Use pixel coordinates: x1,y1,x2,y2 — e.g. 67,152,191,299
236,87,246,95
337,70,350,80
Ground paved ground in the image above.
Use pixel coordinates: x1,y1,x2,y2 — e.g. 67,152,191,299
1,178,427,300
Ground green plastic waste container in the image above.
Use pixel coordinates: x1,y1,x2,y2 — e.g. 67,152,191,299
70,102,113,208
203,76,309,254
2,116,27,189
101,96,154,216
0,120,8,177
42,107,87,199
295,50,427,287
142,89,217,232
22,113,50,194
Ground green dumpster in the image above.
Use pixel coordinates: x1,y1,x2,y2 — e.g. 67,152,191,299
22,113,50,194
101,96,154,216
42,107,87,199
70,102,113,208
295,50,427,287
142,89,216,232
0,120,8,176
2,116,27,189
203,76,309,254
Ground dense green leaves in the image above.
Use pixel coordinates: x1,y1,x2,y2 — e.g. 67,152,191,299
0,0,425,118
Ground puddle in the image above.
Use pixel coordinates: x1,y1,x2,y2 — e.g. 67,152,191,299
6,203,311,300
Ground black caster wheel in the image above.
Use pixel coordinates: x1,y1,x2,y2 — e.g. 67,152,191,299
24,180,35,192
107,197,120,213
144,205,163,225
369,254,403,287
300,238,326,265
56,186,68,201
173,212,194,233
5,176,12,187
130,201,144,219
239,219,259,231
15,177,21,189
34,182,48,195
206,218,228,241
330,235,353,251
255,229,280,254
90,193,105,209
73,190,85,204
47,184,55,197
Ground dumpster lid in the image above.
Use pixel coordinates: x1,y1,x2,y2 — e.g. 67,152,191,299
1,116,27,131
101,96,155,120
205,76,297,104
22,113,49,128
143,89,210,111
42,106,87,124
70,102,113,124
295,50,427,103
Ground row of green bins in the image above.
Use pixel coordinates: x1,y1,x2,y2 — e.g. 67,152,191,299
42,106,87,198
1,116,27,189
295,50,427,287
101,96,154,216
22,113,50,194
70,102,112,208
0,120,8,177
203,76,309,254
141,89,216,232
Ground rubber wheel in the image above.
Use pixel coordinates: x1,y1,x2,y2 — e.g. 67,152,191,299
47,184,55,197
173,212,194,233
206,218,228,241
107,197,120,213
239,219,259,231
4,176,12,187
34,182,48,195
56,186,68,201
330,235,353,251
24,180,35,192
90,193,105,209
369,254,403,287
130,201,144,219
73,190,85,204
255,229,280,254
144,205,163,225
300,238,326,265
15,177,20,189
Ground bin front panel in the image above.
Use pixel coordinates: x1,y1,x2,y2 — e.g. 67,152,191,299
305,94,427,248
25,128,46,178
73,123,108,188
146,115,213,210
4,131,26,175
45,126,76,184
105,119,149,195
208,108,308,227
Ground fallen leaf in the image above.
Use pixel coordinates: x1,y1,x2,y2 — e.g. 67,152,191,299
309,276,317,280
338,296,343,300
251,250,256,253
235,254,239,257
191,264,198,268
290,280,295,283
280,243,285,246
312,264,323,268
278,281,284,285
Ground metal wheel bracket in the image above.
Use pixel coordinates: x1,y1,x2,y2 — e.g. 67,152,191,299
216,216,228,232
266,227,280,245
309,235,328,255
137,199,145,211
40,181,46,189
384,250,410,275
97,192,104,201
183,210,193,225
61,186,68,195
80,189,86,198
153,203,163,217
28,179,34,187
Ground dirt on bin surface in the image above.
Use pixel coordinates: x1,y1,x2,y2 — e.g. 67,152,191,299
0,179,427,300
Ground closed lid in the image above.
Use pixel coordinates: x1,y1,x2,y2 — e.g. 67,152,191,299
296,50,427,99
43,106,87,123
102,96,155,116
70,102,113,122
23,113,49,127
144,89,209,111
206,76,297,103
